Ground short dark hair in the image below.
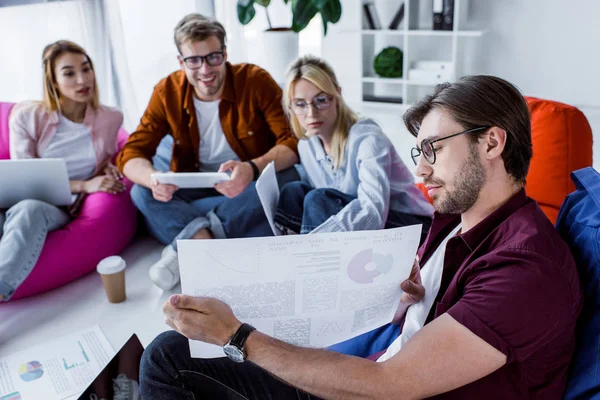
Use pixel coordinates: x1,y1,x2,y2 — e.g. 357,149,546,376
404,75,532,184
174,13,226,53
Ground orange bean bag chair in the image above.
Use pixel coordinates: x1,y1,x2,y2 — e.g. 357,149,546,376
415,97,593,224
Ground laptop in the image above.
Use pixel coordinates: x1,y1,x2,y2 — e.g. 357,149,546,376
0,159,73,208
77,334,145,400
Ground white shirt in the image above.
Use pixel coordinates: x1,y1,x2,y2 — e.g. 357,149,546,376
40,114,96,181
377,224,462,362
194,97,239,172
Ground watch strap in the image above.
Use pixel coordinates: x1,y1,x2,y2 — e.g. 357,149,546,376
246,160,260,181
229,323,256,349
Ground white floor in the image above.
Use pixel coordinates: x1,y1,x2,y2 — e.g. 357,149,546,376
0,236,175,358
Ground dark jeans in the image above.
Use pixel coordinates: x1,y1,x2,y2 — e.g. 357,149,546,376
140,331,321,400
274,181,432,244
208,166,300,239
131,185,225,245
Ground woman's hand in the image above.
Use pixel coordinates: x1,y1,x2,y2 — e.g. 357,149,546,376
84,175,126,194
103,163,124,180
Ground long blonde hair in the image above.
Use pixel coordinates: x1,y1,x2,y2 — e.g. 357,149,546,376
283,55,359,170
42,40,99,112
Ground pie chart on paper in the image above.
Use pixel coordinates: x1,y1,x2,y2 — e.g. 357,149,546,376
18,361,43,382
347,249,394,284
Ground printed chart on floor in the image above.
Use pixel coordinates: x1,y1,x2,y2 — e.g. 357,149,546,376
0,326,114,400
178,224,423,358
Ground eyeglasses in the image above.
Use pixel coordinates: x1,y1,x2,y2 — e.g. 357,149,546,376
411,126,490,165
289,94,333,115
181,50,225,70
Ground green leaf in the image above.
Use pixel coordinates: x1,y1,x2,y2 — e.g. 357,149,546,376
319,0,341,24
237,0,256,25
311,0,328,9
292,0,318,32
256,0,271,6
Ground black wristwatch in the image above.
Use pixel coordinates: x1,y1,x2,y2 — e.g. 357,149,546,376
246,160,260,181
223,323,256,363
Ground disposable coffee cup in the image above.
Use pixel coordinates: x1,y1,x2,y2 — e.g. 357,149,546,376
97,256,127,303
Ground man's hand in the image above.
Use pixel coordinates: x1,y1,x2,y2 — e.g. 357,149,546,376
215,160,254,198
163,294,242,346
150,175,178,202
83,175,126,194
103,162,124,180
393,257,425,324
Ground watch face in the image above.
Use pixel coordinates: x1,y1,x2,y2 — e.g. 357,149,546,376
223,344,245,363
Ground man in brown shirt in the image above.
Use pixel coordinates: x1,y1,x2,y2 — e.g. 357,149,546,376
117,14,298,290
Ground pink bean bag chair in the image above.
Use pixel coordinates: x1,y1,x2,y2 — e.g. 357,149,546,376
0,102,138,301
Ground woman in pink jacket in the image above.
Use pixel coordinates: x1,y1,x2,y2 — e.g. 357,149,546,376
0,40,124,301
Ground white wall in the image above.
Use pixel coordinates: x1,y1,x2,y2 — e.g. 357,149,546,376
0,2,87,102
117,0,197,122
465,0,600,169
0,0,201,131
323,0,599,170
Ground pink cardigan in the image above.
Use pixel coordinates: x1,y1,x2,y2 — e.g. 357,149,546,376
9,101,124,175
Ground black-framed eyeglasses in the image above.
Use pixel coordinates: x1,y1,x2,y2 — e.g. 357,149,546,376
289,93,333,115
411,126,490,166
181,50,225,70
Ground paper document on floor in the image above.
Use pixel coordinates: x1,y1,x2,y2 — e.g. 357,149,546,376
178,224,422,358
0,325,114,400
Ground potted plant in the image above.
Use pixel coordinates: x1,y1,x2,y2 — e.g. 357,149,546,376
236,0,342,83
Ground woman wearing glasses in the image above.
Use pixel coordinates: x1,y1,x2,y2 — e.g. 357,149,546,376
274,55,433,240
1,40,124,301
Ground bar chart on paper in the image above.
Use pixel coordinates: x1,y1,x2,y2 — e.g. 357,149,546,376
62,342,89,371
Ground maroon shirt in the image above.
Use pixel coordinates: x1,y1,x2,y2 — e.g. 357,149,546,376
378,189,582,399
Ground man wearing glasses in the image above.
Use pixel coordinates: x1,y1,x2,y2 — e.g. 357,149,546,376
140,75,582,399
117,14,298,290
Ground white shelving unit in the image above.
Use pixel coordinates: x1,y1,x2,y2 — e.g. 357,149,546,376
320,0,486,171
323,0,485,113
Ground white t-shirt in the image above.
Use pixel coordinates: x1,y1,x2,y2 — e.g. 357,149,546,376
41,114,96,181
194,97,239,172
378,223,463,362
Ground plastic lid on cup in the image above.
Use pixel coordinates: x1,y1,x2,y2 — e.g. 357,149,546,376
97,256,126,275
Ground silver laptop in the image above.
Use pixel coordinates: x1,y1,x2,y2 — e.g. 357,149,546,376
0,158,73,208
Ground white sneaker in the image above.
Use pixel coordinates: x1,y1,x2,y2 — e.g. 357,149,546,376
112,373,141,400
149,245,180,290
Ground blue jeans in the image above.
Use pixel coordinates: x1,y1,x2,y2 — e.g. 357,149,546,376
140,330,321,399
131,167,301,247
0,199,70,300
274,181,432,243
207,166,301,239
130,185,226,248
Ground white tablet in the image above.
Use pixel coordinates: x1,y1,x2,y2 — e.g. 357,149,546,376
0,158,72,208
151,172,231,188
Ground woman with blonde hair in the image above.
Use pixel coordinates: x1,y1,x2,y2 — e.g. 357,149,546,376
0,40,124,301
274,55,433,238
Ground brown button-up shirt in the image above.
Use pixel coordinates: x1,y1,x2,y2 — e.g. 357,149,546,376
116,63,298,172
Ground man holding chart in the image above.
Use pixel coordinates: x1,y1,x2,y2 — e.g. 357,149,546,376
117,14,298,290
140,76,582,399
